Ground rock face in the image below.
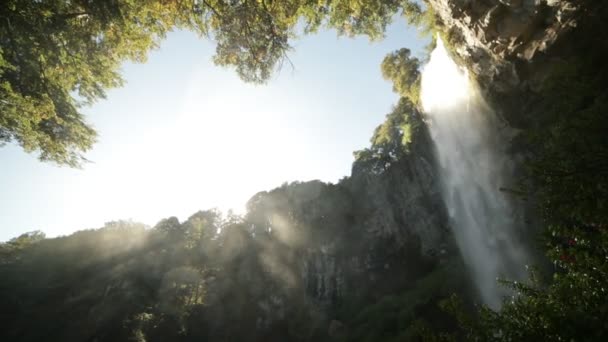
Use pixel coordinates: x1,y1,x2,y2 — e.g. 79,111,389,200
240,106,455,327
293,1,589,319
348,115,448,257
429,0,580,95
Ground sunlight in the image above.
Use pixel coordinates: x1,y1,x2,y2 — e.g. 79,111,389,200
91,64,299,221
169,66,292,214
0,24,418,240
420,37,471,113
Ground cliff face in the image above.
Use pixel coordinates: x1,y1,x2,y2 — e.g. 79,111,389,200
348,120,447,257
293,0,591,323
0,102,462,342
429,0,579,92
245,105,453,310
237,105,460,338
426,0,589,135
422,1,608,339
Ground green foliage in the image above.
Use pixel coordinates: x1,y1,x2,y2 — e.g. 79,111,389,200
381,48,421,104
0,230,46,263
353,97,422,175
208,0,296,83
0,218,217,341
1,0,432,166
0,150,457,342
372,102,414,148
342,260,467,342
504,9,608,339
0,0,206,166
525,58,608,225
441,222,608,341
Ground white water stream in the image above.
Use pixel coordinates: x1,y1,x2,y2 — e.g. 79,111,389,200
420,38,529,308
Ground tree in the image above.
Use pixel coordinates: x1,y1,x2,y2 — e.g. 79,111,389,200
1,0,428,166
437,220,608,341
0,0,207,166
353,97,420,175
0,230,45,263
380,48,421,104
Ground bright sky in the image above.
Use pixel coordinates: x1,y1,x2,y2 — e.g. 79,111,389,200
0,22,426,241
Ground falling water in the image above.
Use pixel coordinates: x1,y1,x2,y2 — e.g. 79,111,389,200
420,38,529,309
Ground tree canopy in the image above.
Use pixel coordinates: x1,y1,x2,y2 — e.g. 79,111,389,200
1,0,427,166
380,48,421,104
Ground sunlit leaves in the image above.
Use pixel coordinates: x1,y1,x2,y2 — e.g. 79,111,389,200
381,47,421,104
0,0,195,166
353,98,419,175
1,0,431,165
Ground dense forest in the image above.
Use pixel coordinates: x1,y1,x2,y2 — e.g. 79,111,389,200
2,0,608,341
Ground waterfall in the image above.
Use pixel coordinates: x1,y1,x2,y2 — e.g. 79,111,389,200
420,38,529,309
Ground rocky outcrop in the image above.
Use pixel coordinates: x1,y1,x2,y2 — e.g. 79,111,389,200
429,0,580,95
244,107,453,314
348,119,448,256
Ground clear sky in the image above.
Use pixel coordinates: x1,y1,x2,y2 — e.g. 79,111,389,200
0,21,427,241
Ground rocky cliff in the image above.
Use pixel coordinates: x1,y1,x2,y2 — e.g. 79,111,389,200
428,0,587,127
243,99,457,312
429,0,579,90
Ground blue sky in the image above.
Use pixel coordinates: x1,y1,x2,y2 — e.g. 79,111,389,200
0,21,427,241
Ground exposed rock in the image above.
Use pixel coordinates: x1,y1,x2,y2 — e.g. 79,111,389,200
349,125,447,256
429,0,580,97
243,107,453,314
